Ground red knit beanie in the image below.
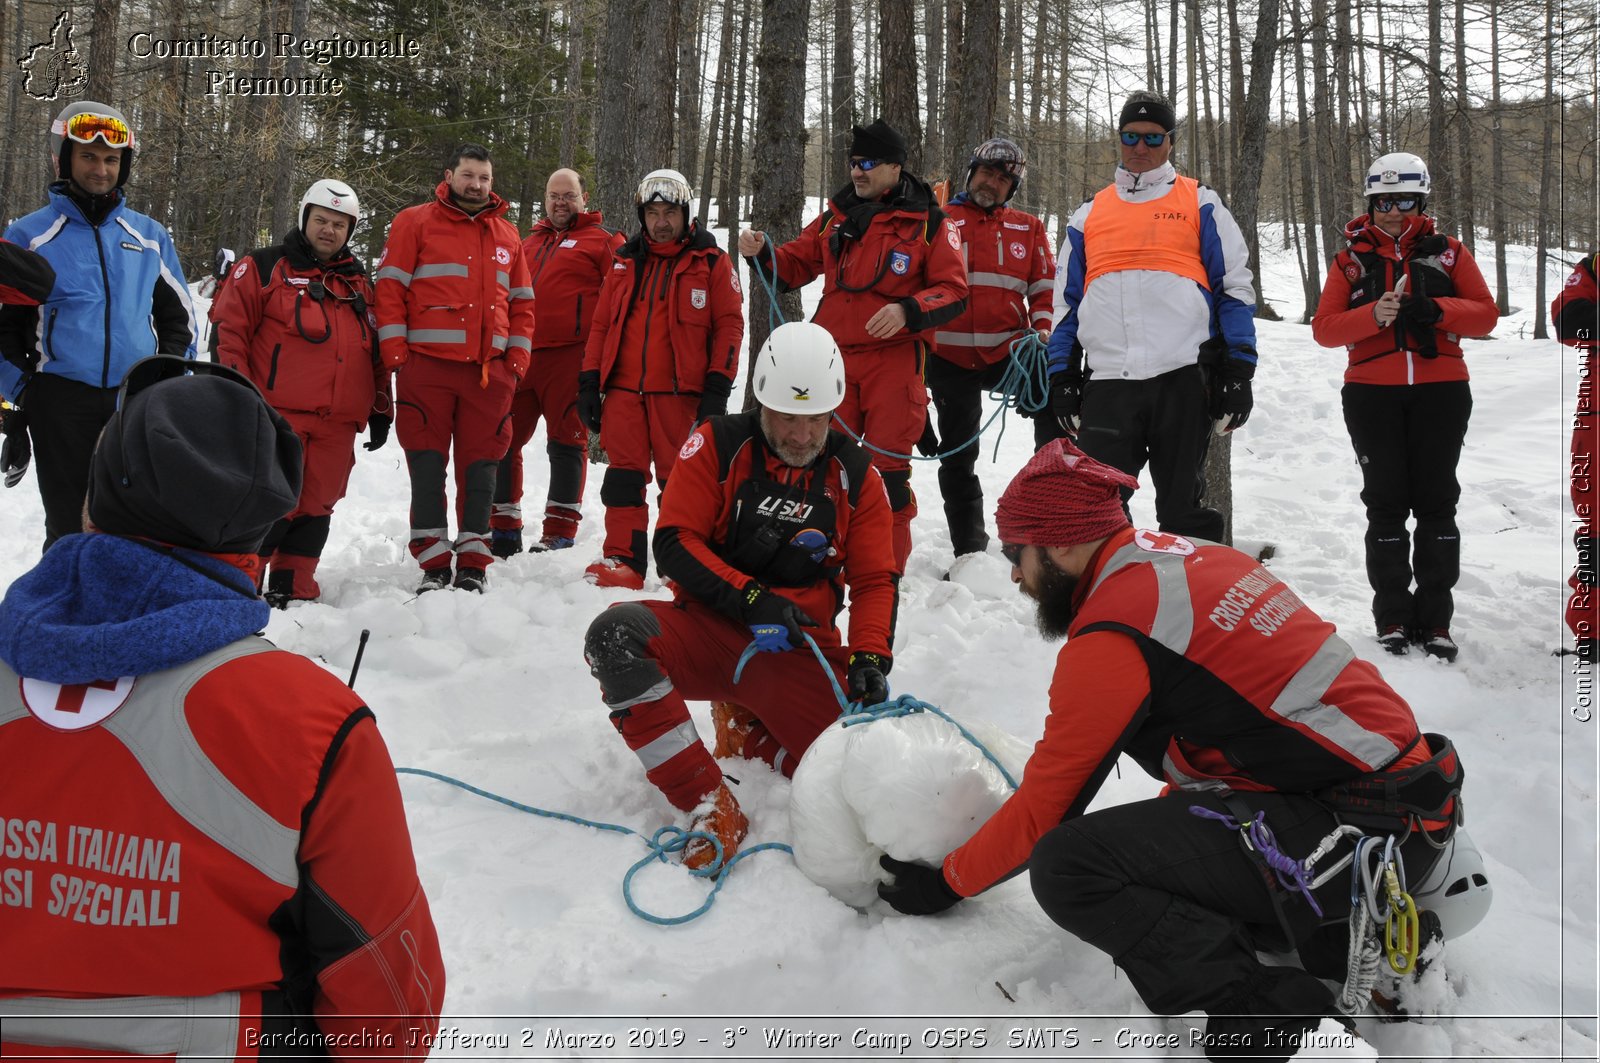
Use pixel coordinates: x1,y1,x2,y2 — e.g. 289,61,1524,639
995,438,1139,548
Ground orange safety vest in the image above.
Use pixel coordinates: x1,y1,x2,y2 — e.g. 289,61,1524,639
1082,176,1210,292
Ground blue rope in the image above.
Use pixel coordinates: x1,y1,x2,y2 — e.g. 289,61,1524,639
394,766,789,925
745,238,1052,463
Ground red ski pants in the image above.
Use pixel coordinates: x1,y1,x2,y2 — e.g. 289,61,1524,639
277,409,359,520
493,343,588,538
838,340,929,572
596,390,697,571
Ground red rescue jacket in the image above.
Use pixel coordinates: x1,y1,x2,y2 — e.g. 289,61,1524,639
583,224,743,394
524,210,624,350
210,232,388,427
374,183,534,379
755,175,968,356
1311,214,1498,386
0,639,444,1060
1553,253,1599,351
933,197,1055,369
653,411,898,659
943,527,1444,898
0,239,54,306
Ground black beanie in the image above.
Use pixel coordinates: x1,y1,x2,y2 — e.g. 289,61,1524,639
850,120,908,165
87,372,303,554
1118,95,1177,133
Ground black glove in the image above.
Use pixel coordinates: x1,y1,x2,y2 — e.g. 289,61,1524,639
846,651,891,707
363,412,391,452
1577,533,1597,587
696,373,733,423
1049,370,1083,433
1398,294,1442,326
1209,359,1254,434
741,584,816,653
915,418,941,457
578,369,603,433
877,854,963,915
1,405,29,489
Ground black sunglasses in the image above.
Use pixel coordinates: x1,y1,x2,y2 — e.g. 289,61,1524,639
1001,542,1026,566
849,157,885,172
1369,196,1420,213
1120,131,1170,147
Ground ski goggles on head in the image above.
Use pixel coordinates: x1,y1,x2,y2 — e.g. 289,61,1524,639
1369,196,1421,213
56,112,134,149
1119,131,1170,147
637,177,691,206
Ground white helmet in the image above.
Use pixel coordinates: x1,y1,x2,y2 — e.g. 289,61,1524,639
635,168,694,226
299,178,361,232
1411,828,1492,941
1363,152,1431,199
753,322,846,415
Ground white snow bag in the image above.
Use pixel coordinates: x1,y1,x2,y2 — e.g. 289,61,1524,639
788,710,1030,907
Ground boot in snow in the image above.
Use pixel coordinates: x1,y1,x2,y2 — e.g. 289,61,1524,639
683,782,747,873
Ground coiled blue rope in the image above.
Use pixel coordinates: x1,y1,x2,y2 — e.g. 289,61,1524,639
745,239,1052,463
394,766,790,926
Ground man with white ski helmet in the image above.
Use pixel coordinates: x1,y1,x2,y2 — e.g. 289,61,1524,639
1313,151,1497,661
0,100,195,552
584,321,898,872
930,136,1063,569
579,167,744,589
210,178,391,605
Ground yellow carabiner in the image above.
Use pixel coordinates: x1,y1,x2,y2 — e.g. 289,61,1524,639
1385,890,1421,974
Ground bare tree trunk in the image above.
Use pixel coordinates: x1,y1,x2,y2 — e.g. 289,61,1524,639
1451,0,1475,251
745,0,811,407
832,0,857,179
269,0,311,238
1425,0,1451,232
1145,0,1162,95
700,0,735,227
723,9,753,236
559,0,587,166
879,0,924,171
1532,0,1554,340
946,0,1000,185
1185,0,1201,176
1290,0,1323,322
1229,0,1280,306
1332,0,1353,220
86,1,123,102
1488,1,1510,314
923,0,943,182
678,0,706,181
1309,0,1341,267
633,0,680,171
1226,0,1244,185
1167,0,1179,106
2,2,33,221
595,0,644,226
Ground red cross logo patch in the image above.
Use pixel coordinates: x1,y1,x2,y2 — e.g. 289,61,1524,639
22,675,135,731
1134,528,1196,556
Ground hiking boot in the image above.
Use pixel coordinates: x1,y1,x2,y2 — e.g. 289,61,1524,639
711,701,760,759
682,782,748,873
453,566,488,593
585,557,644,589
416,566,453,594
263,569,295,610
1421,628,1458,662
529,535,576,552
1377,626,1409,655
490,529,523,558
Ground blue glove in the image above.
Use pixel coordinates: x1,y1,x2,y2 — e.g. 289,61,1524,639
741,584,815,653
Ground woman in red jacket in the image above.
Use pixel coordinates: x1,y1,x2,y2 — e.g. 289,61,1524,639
1312,153,1498,661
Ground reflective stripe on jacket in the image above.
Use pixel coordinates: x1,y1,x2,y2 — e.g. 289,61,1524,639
373,183,534,377
933,197,1055,369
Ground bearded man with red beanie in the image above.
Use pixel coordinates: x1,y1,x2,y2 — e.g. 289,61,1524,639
0,357,444,1058
877,438,1470,1062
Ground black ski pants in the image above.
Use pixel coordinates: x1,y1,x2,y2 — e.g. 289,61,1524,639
926,354,1062,556
1030,791,1440,1062
1077,364,1223,542
24,373,119,553
1341,380,1472,633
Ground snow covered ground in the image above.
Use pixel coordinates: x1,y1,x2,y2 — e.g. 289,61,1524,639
6,231,1594,1060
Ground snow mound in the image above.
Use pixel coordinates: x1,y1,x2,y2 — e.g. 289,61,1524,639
787,709,1030,908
